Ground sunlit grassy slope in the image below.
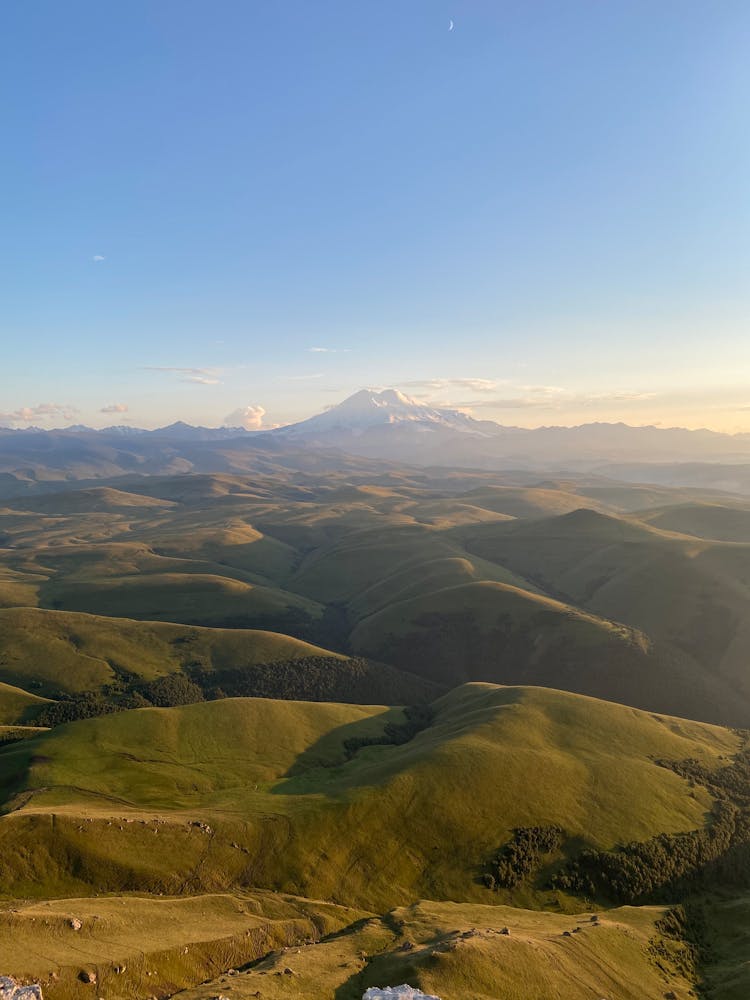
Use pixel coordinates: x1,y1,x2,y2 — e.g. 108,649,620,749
0,684,735,907
0,679,49,723
179,899,695,1000
0,607,342,696
0,890,364,1000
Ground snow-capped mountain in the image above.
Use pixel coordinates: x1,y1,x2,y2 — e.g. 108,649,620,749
273,388,494,438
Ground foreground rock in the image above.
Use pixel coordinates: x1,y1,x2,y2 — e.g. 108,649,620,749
363,988,441,1000
0,978,43,1000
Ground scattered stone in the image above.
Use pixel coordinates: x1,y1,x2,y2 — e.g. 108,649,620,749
69,918,82,931
114,965,126,975
189,820,213,834
562,930,572,937
78,971,96,985
283,968,294,976
500,927,510,935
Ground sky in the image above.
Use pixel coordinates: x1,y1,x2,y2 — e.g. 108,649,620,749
2,0,749,432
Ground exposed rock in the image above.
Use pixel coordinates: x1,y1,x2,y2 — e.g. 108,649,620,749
0,978,43,1000
78,971,96,985
68,918,82,931
362,989,441,1000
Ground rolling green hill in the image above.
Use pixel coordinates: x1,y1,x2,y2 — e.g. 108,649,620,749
0,607,343,696
0,679,49,724
464,507,750,720
6,472,750,725
349,578,750,725
636,501,750,541
0,684,735,908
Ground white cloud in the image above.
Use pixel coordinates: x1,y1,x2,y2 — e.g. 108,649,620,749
307,347,350,353
224,405,266,430
0,402,80,428
92,255,105,262
143,366,223,385
100,403,129,414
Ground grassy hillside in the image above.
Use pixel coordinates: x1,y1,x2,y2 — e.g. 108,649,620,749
6,472,750,725
464,508,750,718
0,684,735,908
636,501,750,541
0,891,363,1000
178,899,695,1000
0,606,342,695
700,894,750,1000
0,679,49,724
349,578,749,725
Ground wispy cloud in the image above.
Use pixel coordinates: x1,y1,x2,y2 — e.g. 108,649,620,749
457,396,551,410
580,391,658,404
307,347,350,354
401,378,499,393
0,402,80,428
280,373,325,381
91,255,105,262
455,386,658,412
143,366,223,385
100,403,129,414
224,405,266,430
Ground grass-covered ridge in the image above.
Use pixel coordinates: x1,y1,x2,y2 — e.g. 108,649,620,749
0,607,343,696
6,469,750,725
0,684,736,908
176,899,696,1000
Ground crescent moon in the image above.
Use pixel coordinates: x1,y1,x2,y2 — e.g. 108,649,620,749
449,19,454,31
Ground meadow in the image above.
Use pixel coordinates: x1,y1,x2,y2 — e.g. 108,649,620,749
2,465,750,997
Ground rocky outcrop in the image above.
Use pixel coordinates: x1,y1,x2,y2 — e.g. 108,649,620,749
363,988,441,1000
0,978,43,1000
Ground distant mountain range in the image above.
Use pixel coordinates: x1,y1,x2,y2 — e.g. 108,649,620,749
269,389,750,466
3,388,750,491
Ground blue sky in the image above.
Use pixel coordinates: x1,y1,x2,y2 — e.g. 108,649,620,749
2,0,749,430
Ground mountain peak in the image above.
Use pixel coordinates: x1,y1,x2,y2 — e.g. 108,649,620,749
274,387,484,439
337,388,421,412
